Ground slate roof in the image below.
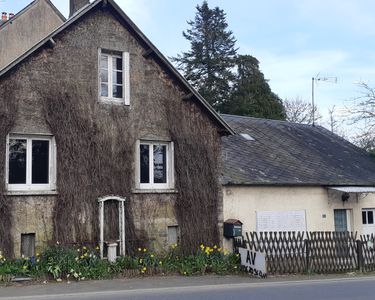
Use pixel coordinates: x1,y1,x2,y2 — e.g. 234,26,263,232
221,114,375,186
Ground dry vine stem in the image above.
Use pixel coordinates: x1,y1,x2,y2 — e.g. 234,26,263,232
0,80,19,256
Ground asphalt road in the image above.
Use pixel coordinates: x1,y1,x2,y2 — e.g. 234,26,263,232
1,276,375,300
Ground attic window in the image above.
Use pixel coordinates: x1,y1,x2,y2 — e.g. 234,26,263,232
99,49,130,105
240,133,255,141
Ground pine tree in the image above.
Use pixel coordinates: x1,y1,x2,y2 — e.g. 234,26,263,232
223,55,286,120
171,1,237,110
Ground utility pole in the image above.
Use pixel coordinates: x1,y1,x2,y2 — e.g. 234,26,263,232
311,75,337,126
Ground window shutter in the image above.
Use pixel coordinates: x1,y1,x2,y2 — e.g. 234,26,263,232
123,52,130,105
51,137,57,190
5,134,9,186
98,48,102,102
170,142,175,188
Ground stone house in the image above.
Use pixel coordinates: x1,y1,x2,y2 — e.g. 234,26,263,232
0,0,65,70
0,0,233,257
221,114,375,250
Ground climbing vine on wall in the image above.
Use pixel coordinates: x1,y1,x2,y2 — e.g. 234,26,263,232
37,81,146,251
165,96,222,254
0,80,20,256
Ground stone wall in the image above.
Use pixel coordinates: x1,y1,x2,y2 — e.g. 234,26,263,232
0,6,222,256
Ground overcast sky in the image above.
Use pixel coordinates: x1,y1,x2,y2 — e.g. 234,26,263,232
2,0,375,132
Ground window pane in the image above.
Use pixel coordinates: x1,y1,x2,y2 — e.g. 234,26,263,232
100,69,108,83
100,54,108,69
113,71,123,84
113,57,123,71
140,145,150,183
101,84,108,97
368,211,374,224
9,139,27,184
363,211,367,225
112,85,123,98
154,145,167,184
32,140,49,184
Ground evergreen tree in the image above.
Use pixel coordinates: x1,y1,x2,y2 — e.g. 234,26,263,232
223,55,286,120
171,1,237,110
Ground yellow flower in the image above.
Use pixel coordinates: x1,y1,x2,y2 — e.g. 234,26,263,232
80,255,84,259
138,248,142,252
200,244,204,249
95,246,100,250
36,259,40,263
213,245,218,249
141,270,145,274
183,271,187,275
84,253,88,257
83,246,87,250
218,248,222,252
150,254,154,258
22,265,27,270
159,261,162,265
143,248,147,252
236,254,240,257
139,259,143,263
36,252,40,257
77,249,81,252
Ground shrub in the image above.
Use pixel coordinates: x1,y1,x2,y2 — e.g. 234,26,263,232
0,243,240,282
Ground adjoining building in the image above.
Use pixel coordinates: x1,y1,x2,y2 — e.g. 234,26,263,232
221,114,375,249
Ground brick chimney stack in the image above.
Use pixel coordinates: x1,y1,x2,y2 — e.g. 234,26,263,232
1,12,7,21
69,0,90,18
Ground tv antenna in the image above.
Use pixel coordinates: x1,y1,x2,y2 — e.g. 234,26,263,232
311,74,337,126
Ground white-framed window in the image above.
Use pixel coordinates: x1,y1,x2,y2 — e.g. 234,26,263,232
6,134,56,191
362,209,374,225
99,49,130,105
136,141,174,190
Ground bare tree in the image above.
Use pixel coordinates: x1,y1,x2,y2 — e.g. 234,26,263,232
349,82,375,130
348,82,375,155
326,105,347,138
328,105,338,133
283,97,321,125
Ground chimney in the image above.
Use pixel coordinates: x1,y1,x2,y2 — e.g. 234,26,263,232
1,12,7,21
69,0,90,18
9,13,14,19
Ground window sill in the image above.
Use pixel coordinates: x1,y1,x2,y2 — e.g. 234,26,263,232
5,190,58,196
132,189,178,194
99,98,129,106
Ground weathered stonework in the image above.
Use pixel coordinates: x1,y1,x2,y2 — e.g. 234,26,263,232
0,5,224,257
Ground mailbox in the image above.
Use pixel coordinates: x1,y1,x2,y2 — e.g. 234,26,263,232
223,219,243,238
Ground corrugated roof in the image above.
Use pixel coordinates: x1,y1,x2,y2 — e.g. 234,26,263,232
221,114,375,186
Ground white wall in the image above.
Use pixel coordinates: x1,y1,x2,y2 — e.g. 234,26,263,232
223,185,375,250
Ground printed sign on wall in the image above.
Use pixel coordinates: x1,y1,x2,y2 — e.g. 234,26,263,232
256,210,306,232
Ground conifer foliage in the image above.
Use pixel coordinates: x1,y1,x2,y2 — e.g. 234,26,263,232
173,1,286,120
171,1,237,110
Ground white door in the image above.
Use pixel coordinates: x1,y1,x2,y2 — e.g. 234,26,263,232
362,209,375,236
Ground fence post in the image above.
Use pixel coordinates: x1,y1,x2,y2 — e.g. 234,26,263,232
356,240,363,272
305,239,310,273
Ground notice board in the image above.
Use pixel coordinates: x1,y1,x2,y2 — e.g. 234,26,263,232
256,210,306,232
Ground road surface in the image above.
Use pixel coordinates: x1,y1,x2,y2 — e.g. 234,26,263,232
1,275,375,299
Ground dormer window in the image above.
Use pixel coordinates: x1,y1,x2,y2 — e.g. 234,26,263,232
99,49,130,105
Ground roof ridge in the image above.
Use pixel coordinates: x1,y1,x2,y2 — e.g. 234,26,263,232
0,0,234,136
220,113,317,128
